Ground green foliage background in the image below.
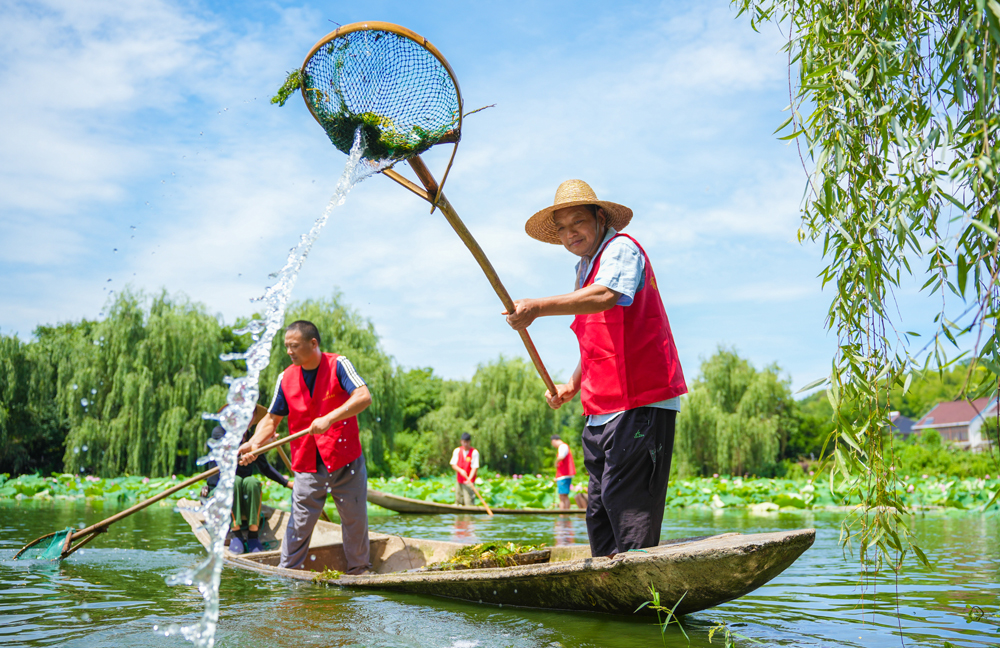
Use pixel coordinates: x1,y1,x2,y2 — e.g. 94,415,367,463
734,0,1000,565
0,290,580,480
3,290,994,483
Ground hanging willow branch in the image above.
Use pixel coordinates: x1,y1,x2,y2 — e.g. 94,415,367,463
734,0,1000,571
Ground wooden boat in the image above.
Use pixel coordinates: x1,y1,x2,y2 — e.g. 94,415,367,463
176,498,814,616
367,489,585,515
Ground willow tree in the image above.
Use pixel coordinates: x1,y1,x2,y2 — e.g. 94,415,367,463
735,0,1000,566
676,348,795,477
59,290,233,476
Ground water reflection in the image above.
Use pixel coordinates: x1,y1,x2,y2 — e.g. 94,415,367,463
452,515,475,541
2,500,1000,647
554,515,577,546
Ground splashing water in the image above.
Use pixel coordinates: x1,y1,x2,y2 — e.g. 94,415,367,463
155,130,387,648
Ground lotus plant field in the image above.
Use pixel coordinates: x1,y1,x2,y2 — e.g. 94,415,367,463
2,471,999,513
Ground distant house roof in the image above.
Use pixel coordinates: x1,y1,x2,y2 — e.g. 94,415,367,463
889,412,915,436
913,398,997,430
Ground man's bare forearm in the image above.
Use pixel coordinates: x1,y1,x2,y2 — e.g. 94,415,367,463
245,413,281,450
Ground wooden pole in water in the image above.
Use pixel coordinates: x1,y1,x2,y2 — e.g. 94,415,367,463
468,481,494,517
16,428,318,560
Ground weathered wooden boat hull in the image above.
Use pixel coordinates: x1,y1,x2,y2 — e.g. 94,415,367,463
367,489,585,515
176,499,814,616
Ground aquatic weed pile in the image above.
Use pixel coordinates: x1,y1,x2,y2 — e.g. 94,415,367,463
429,541,545,571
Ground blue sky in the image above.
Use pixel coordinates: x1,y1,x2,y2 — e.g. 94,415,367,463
0,0,951,390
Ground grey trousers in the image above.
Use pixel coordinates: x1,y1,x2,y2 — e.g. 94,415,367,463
455,482,475,506
280,454,370,574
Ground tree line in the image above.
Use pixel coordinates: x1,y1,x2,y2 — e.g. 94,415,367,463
4,290,987,480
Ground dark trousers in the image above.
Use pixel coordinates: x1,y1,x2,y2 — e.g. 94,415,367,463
582,407,676,557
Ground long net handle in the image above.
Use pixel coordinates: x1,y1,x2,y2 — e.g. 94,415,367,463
468,481,493,516
397,156,557,395
64,429,314,545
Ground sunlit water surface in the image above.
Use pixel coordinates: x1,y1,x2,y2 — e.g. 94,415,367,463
1,500,997,647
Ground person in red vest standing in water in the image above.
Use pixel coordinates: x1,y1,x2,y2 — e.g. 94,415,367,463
239,320,373,575
550,434,576,510
449,432,479,506
505,179,687,557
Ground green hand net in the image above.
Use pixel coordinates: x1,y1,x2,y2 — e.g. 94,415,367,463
16,528,74,560
298,27,461,163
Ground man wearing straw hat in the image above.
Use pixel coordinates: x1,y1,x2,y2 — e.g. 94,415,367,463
239,320,373,575
505,179,687,557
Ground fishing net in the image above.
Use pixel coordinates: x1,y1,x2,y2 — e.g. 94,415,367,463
16,528,73,561
295,24,462,164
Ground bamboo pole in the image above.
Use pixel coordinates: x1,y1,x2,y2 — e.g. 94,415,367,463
468,480,493,516
381,156,557,395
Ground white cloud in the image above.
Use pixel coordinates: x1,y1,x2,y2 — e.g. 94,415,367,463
0,0,869,391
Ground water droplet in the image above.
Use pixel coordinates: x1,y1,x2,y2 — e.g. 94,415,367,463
310,555,316,561
81,398,89,407
113,248,118,253
493,590,497,595
504,455,508,459
376,417,381,422
71,384,78,390
82,445,88,452
350,470,355,474
130,225,136,230
91,388,97,395
74,447,80,454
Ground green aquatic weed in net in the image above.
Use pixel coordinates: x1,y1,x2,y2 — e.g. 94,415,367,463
273,27,461,163
271,69,303,107
16,528,74,561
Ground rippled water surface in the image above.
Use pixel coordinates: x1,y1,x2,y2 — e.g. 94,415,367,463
1,499,997,647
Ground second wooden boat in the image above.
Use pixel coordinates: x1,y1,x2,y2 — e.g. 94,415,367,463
367,489,585,515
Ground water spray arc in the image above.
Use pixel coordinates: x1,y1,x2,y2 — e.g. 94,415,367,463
157,132,377,648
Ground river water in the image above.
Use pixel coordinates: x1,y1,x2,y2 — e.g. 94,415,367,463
1,500,997,647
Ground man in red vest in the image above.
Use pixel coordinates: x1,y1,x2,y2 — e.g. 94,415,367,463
550,434,576,510
449,432,479,505
505,179,687,557
239,320,373,574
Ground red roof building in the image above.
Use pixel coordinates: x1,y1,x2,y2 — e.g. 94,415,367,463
912,397,998,450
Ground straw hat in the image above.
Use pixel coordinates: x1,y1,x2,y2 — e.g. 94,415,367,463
525,179,633,244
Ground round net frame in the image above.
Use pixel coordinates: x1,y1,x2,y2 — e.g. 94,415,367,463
300,22,463,173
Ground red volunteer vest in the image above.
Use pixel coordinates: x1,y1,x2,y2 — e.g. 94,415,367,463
556,443,576,478
570,233,687,416
282,352,362,473
455,447,476,484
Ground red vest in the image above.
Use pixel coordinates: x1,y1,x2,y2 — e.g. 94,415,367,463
282,353,362,473
556,443,576,478
455,447,476,484
570,233,687,416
